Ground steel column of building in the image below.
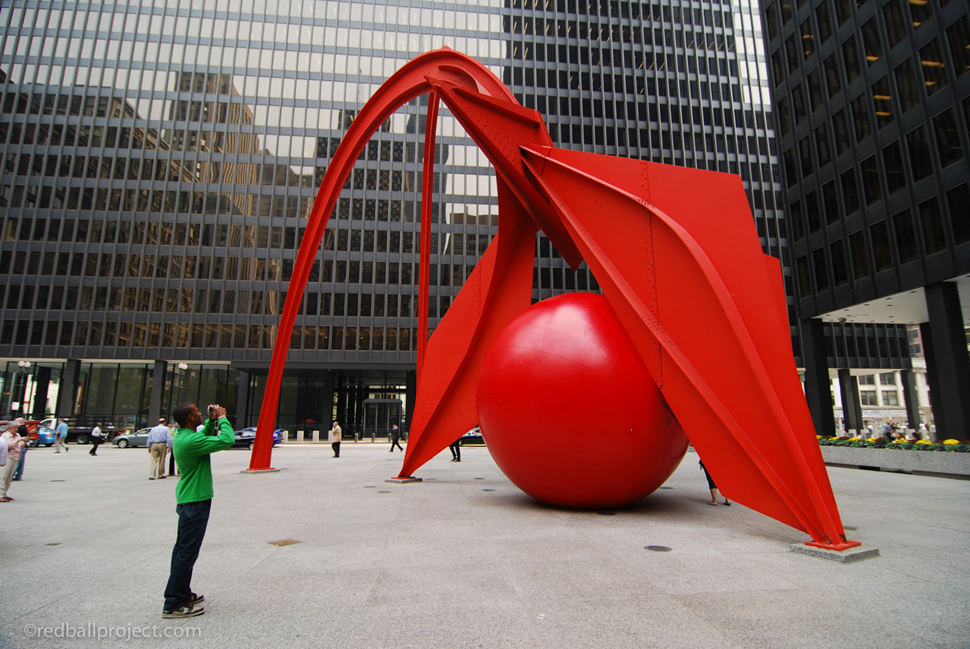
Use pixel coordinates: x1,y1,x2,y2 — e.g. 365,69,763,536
55,360,81,419
404,370,417,433
837,368,863,436
148,360,167,423
919,321,944,440
321,371,335,429
900,369,921,431
801,319,836,438
235,370,250,429
923,282,970,440
32,366,51,420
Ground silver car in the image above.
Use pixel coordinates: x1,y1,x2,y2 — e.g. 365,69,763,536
112,428,152,448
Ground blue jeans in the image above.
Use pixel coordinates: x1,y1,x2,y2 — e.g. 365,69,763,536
163,499,211,612
13,447,25,480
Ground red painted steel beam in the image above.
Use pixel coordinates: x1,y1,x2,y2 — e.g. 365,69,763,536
417,92,439,383
251,48,857,551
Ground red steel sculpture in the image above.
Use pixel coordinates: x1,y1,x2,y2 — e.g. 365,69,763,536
248,49,860,552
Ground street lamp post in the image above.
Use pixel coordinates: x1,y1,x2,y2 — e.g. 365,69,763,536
12,360,31,419
176,362,188,405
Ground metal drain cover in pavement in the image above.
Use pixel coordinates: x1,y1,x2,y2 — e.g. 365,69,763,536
268,539,301,547
645,545,672,552
474,477,484,480
50,480,65,482
482,488,495,492
844,526,858,531
364,485,376,488
660,486,673,490
45,543,61,546
377,490,391,493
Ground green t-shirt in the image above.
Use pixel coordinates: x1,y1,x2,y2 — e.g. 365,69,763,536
173,417,235,504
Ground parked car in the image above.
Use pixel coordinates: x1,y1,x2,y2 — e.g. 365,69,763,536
233,427,283,450
112,428,152,448
461,426,485,445
29,425,56,447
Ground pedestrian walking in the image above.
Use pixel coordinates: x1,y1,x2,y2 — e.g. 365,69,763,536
13,418,28,480
89,423,104,456
161,403,234,618
449,437,461,462
389,424,404,452
1,423,26,502
699,458,730,506
147,418,173,480
330,421,342,458
54,418,69,453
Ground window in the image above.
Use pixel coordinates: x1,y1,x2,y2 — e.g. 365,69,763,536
883,3,907,49
906,126,932,182
800,17,816,58
947,183,970,245
870,220,892,272
893,209,919,263
920,197,946,254
880,372,896,385
815,2,832,44
813,248,829,291
872,77,894,129
908,0,932,28
895,59,920,113
919,39,948,95
833,109,851,156
816,123,832,168
859,375,876,386
882,391,899,406
861,154,881,205
850,229,870,280
933,109,963,167
841,168,860,214
832,239,849,285
946,15,970,77
824,54,842,97
882,141,905,194
852,95,872,142
861,390,878,406
843,37,862,82
862,17,883,66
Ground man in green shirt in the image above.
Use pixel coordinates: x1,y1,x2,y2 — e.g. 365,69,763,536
162,403,234,619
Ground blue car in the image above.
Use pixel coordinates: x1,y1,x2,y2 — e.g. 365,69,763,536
233,427,283,450
30,425,56,447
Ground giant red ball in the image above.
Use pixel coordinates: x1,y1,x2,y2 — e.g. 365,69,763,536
476,292,689,508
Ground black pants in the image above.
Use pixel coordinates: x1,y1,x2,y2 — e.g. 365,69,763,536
449,441,461,461
164,499,211,612
332,441,340,457
390,436,403,451
89,438,101,455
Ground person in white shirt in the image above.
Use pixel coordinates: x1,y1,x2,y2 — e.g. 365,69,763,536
146,418,173,480
89,423,104,456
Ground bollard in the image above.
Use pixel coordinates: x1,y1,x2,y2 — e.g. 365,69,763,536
371,432,376,443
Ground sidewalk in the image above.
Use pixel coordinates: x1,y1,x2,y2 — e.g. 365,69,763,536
1,442,967,648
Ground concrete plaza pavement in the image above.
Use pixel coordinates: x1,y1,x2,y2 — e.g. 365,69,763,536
1,440,968,649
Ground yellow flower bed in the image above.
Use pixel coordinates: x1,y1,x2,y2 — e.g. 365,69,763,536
943,439,960,445
915,439,933,445
866,437,880,443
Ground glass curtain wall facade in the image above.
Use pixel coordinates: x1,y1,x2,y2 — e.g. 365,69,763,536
760,0,970,438
501,0,795,354
0,0,506,430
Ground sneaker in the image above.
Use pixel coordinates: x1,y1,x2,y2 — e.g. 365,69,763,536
162,604,204,619
188,593,204,605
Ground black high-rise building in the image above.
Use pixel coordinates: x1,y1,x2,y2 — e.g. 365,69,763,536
760,0,970,438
